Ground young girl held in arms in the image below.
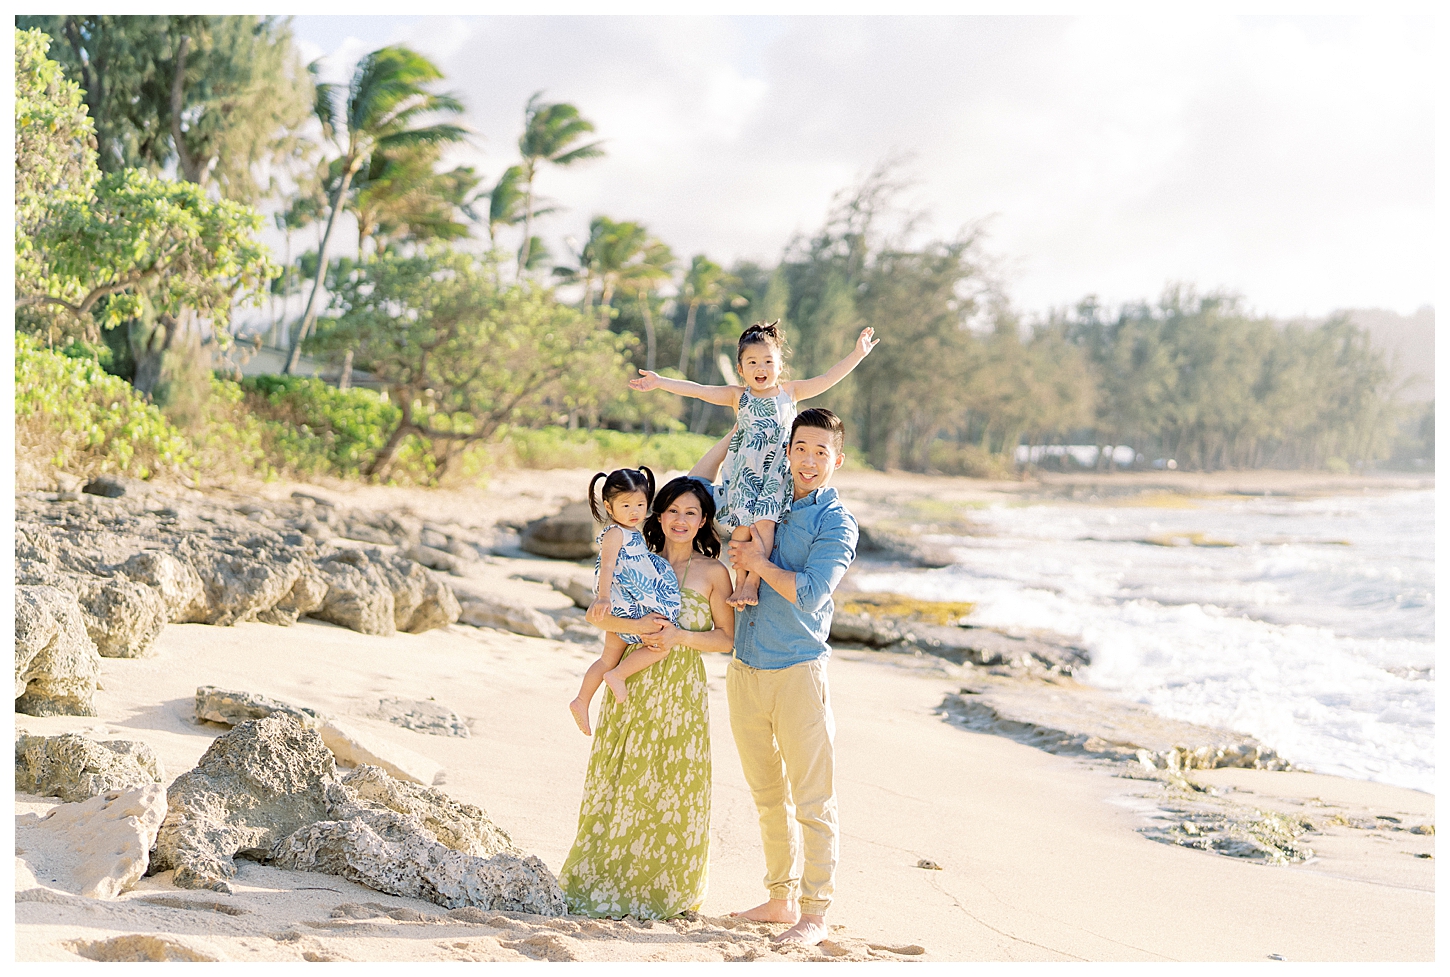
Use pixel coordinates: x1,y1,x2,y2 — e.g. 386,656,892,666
630,320,878,607
568,467,682,735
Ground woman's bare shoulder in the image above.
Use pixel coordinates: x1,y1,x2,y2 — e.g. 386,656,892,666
692,557,733,590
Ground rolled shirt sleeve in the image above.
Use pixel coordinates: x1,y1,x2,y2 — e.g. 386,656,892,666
794,507,858,613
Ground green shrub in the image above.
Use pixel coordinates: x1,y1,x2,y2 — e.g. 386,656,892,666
15,331,193,481
237,375,400,477
928,441,1015,479
490,428,721,473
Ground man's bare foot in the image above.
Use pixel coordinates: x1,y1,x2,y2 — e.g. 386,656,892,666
773,913,828,946
729,898,799,924
568,698,591,735
603,671,629,704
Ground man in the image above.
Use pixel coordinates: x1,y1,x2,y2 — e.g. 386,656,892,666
721,407,858,946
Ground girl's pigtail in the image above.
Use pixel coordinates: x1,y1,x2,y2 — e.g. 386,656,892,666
638,466,656,506
587,472,609,523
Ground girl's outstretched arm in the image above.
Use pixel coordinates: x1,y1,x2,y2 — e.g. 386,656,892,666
629,370,742,406
786,327,879,402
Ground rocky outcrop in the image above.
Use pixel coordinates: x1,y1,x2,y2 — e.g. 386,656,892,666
152,715,563,913
856,525,957,568
16,731,165,802
152,714,338,892
313,547,460,637
15,784,167,899
376,696,470,738
14,492,462,659
194,685,321,728
457,594,562,639
15,586,102,717
519,501,598,560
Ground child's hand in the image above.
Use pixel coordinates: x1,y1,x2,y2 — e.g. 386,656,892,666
629,369,662,392
585,599,611,626
638,612,671,634
855,327,879,357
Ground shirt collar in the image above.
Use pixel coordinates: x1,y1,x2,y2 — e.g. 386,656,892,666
787,486,836,512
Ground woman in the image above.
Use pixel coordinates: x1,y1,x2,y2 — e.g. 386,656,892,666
558,475,736,919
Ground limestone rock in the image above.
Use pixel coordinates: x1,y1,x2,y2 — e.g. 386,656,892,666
15,585,102,717
16,731,164,802
458,594,563,640
313,548,397,635
72,575,170,658
339,764,511,856
193,685,321,729
68,934,223,962
318,718,445,786
856,525,956,568
255,566,329,626
375,553,462,633
271,786,565,915
405,542,467,576
116,550,206,622
339,520,397,545
82,474,153,499
551,576,595,610
377,696,470,738
179,536,310,626
152,714,337,892
14,783,167,899
520,501,599,560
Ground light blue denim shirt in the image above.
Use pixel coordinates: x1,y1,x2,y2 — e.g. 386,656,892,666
732,486,858,670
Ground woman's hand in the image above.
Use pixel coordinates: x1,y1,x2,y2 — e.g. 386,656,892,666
855,326,878,357
629,369,662,392
637,612,671,634
639,623,684,652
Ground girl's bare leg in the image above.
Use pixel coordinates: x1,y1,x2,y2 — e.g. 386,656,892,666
728,519,776,608
602,641,670,703
569,633,626,735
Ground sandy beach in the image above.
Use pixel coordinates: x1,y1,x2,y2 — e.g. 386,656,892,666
14,467,1435,962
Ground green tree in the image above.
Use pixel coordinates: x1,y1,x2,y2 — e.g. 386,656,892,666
516,92,604,274
310,248,631,478
19,15,315,203
351,143,481,256
283,46,467,374
676,255,739,376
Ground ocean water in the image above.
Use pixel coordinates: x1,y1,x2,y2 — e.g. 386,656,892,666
853,489,1435,793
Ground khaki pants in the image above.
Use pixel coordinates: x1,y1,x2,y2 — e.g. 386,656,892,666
726,657,837,916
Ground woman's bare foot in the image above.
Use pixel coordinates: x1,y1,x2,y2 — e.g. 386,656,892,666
729,898,799,924
773,914,828,946
568,698,591,735
603,671,629,704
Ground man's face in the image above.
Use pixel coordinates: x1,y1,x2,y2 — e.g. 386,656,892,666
789,426,844,499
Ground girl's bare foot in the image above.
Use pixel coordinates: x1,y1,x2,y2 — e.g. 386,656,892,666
728,577,760,608
568,698,591,735
603,671,629,704
773,914,828,946
729,898,799,924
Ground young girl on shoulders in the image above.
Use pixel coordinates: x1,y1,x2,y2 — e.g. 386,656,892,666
630,320,878,607
568,467,682,735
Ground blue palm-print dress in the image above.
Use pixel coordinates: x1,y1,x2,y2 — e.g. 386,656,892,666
719,388,797,530
595,525,681,644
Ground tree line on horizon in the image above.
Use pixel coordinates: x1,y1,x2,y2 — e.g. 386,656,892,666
14,16,1428,479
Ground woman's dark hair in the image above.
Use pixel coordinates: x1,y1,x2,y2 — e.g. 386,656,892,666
642,477,721,558
736,319,790,367
587,466,656,524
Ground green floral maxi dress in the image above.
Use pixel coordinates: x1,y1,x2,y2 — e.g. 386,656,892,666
559,589,713,918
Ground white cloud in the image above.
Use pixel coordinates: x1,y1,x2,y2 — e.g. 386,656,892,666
285,13,1434,319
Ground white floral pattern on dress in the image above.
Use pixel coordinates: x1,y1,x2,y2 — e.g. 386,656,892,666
719,388,796,529
595,525,682,644
559,588,713,919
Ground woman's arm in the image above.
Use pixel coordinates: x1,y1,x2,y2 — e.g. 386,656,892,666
785,327,878,402
688,429,734,482
638,561,735,654
630,370,742,407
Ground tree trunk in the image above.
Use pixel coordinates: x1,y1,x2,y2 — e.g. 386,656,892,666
285,163,357,375
131,312,182,399
517,164,536,278
168,34,202,185
679,300,699,375
366,396,416,479
339,349,353,390
640,289,657,372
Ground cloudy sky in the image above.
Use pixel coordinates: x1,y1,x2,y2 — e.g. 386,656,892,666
287,13,1435,320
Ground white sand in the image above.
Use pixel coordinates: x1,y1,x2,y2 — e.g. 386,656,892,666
13,469,1435,961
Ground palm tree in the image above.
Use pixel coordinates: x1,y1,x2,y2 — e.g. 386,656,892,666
588,217,648,329
677,255,737,375
353,143,479,256
284,47,467,375
483,164,527,248
516,92,604,275
622,239,676,374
